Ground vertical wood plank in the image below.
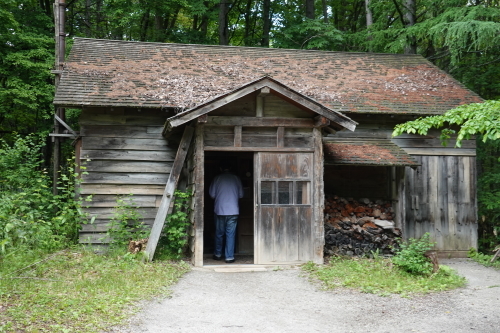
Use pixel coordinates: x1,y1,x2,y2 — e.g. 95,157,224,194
256,96,263,117
446,156,459,249
298,206,313,261
277,126,285,148
193,124,205,267
254,152,260,263
234,125,242,147
275,207,287,261
285,207,299,261
313,128,324,263
428,156,441,249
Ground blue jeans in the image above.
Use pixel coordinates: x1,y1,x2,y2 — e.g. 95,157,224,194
214,214,238,260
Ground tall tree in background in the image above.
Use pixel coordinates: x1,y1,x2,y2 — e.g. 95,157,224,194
218,0,231,45
0,0,54,141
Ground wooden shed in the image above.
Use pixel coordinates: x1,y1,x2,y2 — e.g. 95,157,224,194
53,38,483,265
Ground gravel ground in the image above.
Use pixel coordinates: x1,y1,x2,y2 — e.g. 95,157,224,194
109,259,500,333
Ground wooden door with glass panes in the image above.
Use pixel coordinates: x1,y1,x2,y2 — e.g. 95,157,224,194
254,152,314,264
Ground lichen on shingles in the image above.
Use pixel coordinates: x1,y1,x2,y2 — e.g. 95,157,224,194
324,143,417,166
62,44,481,112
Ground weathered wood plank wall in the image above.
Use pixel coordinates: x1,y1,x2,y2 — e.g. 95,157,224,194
404,155,477,253
78,107,173,244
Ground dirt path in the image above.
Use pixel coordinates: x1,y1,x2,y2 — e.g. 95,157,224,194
110,259,500,333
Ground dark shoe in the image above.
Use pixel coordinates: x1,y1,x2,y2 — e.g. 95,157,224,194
212,255,222,261
225,258,235,263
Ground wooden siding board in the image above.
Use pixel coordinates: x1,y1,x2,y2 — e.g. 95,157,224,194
81,125,163,138
79,184,165,195
84,161,172,173
83,137,169,151
81,149,175,161
81,172,168,184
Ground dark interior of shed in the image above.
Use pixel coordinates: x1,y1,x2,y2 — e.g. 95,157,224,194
204,152,254,263
323,165,390,200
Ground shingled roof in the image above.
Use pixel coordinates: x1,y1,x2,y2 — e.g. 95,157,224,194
323,139,419,167
53,38,482,115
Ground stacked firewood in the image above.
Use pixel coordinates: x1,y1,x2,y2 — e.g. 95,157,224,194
324,195,402,257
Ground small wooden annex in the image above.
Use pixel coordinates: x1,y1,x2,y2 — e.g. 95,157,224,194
53,38,483,265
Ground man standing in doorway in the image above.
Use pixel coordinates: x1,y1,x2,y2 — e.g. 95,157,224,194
209,161,244,263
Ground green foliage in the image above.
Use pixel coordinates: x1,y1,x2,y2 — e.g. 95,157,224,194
106,195,149,248
393,100,500,147
156,191,192,260
0,0,55,140
392,233,435,276
0,248,190,332
476,138,500,251
0,134,84,254
468,247,500,269
303,255,465,296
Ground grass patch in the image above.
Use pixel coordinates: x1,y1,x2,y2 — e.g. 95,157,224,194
468,248,500,269
0,247,190,332
302,256,466,297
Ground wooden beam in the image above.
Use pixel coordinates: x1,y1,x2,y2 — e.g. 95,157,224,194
256,96,264,117
197,114,208,123
259,87,270,96
193,125,205,267
165,78,357,131
49,133,78,137
277,127,284,148
403,148,476,156
145,125,194,261
204,146,314,152
207,116,315,127
264,81,356,131
313,127,324,264
314,116,330,128
55,114,78,136
234,126,242,147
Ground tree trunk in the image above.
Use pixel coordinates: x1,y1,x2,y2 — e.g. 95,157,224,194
243,0,252,46
219,0,231,45
261,0,271,47
404,0,417,54
305,0,315,19
365,0,373,50
322,0,328,23
365,0,373,27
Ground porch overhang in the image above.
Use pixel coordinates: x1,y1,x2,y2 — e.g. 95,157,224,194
163,76,357,136
323,138,420,167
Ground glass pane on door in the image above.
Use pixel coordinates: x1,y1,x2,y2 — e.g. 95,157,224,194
278,181,292,204
261,181,275,204
295,181,311,205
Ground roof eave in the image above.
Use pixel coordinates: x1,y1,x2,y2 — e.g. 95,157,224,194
165,76,357,133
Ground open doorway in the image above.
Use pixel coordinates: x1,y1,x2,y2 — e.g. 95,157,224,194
203,152,254,264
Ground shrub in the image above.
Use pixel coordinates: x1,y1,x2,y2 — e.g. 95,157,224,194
0,134,84,253
392,233,435,276
106,195,149,249
156,190,192,259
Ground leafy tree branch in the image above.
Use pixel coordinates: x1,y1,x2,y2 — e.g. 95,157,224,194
392,100,500,147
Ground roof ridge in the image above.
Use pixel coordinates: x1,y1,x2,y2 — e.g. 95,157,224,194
72,37,424,58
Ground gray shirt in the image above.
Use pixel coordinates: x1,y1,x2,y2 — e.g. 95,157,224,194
209,171,244,215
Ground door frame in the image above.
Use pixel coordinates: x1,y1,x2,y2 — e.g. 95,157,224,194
193,126,324,267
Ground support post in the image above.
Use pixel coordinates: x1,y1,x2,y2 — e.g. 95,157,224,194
145,126,195,261
53,0,66,195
